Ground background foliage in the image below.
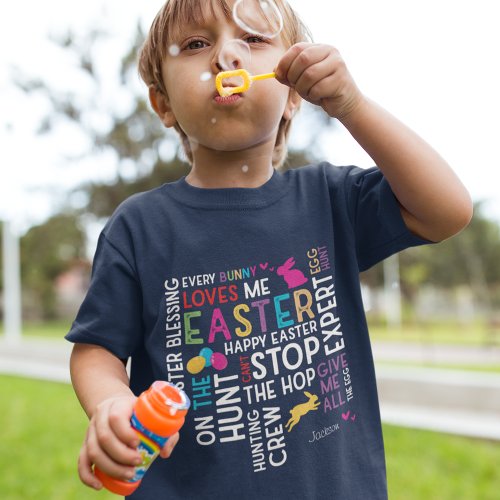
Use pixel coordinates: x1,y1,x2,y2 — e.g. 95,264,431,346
4,25,500,322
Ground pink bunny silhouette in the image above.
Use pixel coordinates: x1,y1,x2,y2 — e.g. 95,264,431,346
277,257,308,289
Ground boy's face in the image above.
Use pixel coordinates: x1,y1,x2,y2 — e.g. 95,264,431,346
154,1,296,156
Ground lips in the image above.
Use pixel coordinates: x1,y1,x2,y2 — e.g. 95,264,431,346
214,94,242,104
212,80,245,102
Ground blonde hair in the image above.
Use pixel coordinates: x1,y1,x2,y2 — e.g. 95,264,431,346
138,0,311,168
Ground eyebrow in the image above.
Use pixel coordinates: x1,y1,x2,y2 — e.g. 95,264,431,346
165,1,233,43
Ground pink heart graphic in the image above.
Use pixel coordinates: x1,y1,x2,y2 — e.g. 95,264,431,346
260,263,269,270
269,267,275,272
351,414,356,421
342,411,350,421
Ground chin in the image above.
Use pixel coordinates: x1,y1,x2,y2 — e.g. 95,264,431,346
215,137,275,154
210,127,279,152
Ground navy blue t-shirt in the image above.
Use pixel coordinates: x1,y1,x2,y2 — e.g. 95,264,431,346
66,162,429,499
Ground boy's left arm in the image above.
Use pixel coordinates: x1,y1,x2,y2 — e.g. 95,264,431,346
338,96,472,242
275,43,473,242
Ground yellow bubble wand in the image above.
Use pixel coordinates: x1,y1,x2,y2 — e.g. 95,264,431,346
216,69,276,97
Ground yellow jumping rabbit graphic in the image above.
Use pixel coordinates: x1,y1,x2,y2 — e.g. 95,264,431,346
285,391,321,432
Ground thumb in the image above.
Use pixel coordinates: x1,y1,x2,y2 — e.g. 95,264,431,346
160,432,180,459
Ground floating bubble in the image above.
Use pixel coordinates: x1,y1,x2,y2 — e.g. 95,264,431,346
218,39,251,71
190,138,199,152
233,0,284,39
211,117,217,124
200,71,212,82
168,44,180,56
242,165,249,173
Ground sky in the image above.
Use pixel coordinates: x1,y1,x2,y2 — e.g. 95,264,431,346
1,0,499,234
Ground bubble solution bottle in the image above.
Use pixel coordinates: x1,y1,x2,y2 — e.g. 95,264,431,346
94,381,190,496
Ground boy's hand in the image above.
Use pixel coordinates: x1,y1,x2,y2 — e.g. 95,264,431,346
78,394,181,490
275,43,364,120
79,395,139,490
160,431,180,459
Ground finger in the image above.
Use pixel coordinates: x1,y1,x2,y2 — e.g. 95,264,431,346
274,42,310,84
286,45,333,89
95,422,142,466
292,56,339,101
160,432,180,459
298,54,346,101
306,74,340,107
86,420,137,481
107,398,140,449
95,402,141,466
78,434,103,490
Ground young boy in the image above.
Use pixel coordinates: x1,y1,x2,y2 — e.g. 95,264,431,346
66,1,472,498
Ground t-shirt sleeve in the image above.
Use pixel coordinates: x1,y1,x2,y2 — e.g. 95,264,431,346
342,165,433,271
65,232,143,359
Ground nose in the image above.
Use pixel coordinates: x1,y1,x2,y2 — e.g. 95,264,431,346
211,39,249,74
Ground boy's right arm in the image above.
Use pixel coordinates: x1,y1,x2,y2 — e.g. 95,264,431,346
70,343,141,490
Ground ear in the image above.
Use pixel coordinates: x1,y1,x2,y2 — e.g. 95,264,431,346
149,85,177,128
283,89,301,121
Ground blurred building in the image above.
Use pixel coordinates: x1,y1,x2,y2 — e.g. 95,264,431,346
54,259,91,318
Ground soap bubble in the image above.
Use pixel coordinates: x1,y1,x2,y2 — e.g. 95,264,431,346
242,165,249,173
233,0,284,39
211,117,217,124
200,71,212,82
168,44,180,56
218,39,251,71
190,138,199,152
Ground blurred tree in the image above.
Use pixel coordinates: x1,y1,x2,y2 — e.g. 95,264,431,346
13,23,332,220
12,19,500,321
361,201,500,307
10,23,335,319
20,213,86,319
0,226,3,293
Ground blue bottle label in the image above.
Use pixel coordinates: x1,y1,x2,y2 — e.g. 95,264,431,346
129,413,169,483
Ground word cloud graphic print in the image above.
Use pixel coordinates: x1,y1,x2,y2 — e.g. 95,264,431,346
163,243,356,472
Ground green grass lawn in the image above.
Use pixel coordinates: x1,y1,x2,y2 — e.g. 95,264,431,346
368,321,500,347
0,375,115,500
22,320,73,339
0,376,499,499
4,319,499,347
0,320,72,341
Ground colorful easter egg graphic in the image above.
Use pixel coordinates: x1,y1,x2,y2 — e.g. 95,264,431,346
199,347,214,367
211,352,228,370
187,355,206,374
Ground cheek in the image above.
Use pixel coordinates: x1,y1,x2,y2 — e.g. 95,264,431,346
168,88,206,130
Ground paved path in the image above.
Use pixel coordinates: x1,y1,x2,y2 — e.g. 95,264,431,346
372,341,500,366
1,338,500,440
0,338,72,383
376,365,500,440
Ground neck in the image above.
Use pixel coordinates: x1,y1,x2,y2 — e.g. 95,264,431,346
186,142,276,189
